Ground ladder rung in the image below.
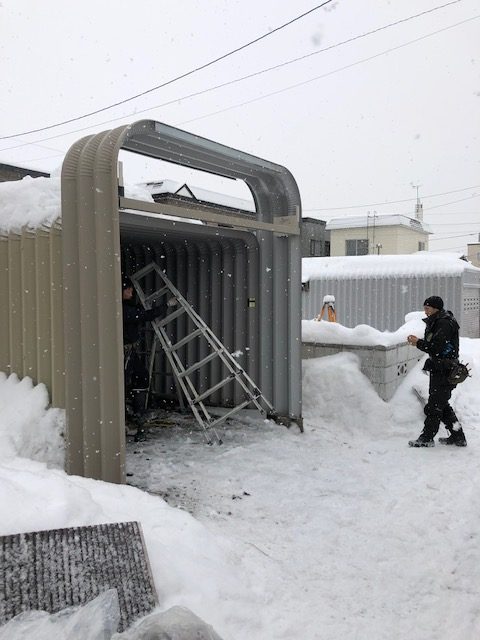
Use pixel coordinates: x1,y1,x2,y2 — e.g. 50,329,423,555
170,328,203,351
144,286,170,305
208,398,253,428
179,351,219,378
191,374,235,404
156,306,186,327
131,263,157,280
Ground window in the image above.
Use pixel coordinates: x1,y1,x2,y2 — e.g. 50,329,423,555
309,239,323,256
418,241,425,251
346,239,368,256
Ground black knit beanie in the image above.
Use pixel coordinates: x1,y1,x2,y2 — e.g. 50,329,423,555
423,296,444,310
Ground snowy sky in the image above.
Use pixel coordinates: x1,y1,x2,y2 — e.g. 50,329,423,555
1,0,479,252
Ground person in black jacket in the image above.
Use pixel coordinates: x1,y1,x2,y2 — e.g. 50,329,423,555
407,296,467,448
122,276,176,441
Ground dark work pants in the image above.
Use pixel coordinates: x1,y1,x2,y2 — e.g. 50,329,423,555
124,346,149,423
423,372,458,439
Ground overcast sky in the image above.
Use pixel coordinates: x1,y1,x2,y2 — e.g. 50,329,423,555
1,0,479,252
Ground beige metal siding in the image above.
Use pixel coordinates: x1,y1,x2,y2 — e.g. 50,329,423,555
0,223,64,404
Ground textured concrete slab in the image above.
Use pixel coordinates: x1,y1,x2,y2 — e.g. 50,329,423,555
0,521,157,632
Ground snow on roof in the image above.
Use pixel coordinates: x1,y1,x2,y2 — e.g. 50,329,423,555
146,179,256,212
302,253,479,281
0,176,61,231
326,214,430,234
0,176,203,232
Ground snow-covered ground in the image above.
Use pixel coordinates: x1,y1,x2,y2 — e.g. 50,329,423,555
1,336,479,639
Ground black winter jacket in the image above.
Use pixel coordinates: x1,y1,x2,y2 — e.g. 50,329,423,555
416,309,459,373
122,300,164,345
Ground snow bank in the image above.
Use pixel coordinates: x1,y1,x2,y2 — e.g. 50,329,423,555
302,311,426,346
0,373,64,467
0,372,265,638
302,253,478,281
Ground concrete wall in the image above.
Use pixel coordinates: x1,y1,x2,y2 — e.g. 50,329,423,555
302,341,423,401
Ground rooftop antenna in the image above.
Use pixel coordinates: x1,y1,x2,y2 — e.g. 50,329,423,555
413,184,423,221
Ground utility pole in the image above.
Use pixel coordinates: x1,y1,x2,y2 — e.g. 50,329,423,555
413,184,423,221
367,211,377,254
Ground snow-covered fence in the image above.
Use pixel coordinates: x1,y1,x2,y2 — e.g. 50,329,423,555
302,254,480,337
0,222,64,407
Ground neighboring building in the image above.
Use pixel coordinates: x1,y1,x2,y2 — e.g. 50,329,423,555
467,237,480,268
146,179,255,214
301,217,330,258
0,162,49,182
326,214,431,256
302,253,480,337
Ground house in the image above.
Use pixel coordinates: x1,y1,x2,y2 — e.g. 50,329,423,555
0,162,49,182
301,217,330,258
326,214,431,256
467,237,480,268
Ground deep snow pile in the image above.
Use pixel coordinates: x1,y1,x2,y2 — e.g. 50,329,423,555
302,310,425,346
0,338,479,639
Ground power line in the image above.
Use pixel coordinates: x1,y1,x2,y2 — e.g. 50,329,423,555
178,15,480,126
0,1,334,141
304,184,480,212
423,194,480,210
430,232,479,241
1,6,474,157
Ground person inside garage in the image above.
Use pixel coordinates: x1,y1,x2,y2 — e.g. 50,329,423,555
122,276,176,441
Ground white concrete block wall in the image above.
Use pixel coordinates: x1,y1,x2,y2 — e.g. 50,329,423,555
302,342,423,401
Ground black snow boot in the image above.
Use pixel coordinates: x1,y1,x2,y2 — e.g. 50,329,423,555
408,433,435,448
439,427,467,447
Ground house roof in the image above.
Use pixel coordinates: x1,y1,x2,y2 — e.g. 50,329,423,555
326,214,431,235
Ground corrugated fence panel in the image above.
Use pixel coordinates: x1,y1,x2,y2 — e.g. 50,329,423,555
8,232,22,376
21,229,37,381
0,235,9,375
0,224,65,406
50,224,65,407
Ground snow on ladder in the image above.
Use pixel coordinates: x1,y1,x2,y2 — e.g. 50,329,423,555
130,262,275,444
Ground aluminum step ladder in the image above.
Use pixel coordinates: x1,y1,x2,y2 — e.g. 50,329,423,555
130,262,275,444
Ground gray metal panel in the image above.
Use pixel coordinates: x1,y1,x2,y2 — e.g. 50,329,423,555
62,120,301,483
302,270,474,334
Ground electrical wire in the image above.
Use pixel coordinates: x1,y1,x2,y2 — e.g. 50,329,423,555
0,1,334,141
304,184,480,211
178,15,479,127
1,8,475,157
429,232,479,240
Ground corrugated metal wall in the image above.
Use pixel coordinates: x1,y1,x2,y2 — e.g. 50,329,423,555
302,271,479,337
120,232,259,408
0,222,64,406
